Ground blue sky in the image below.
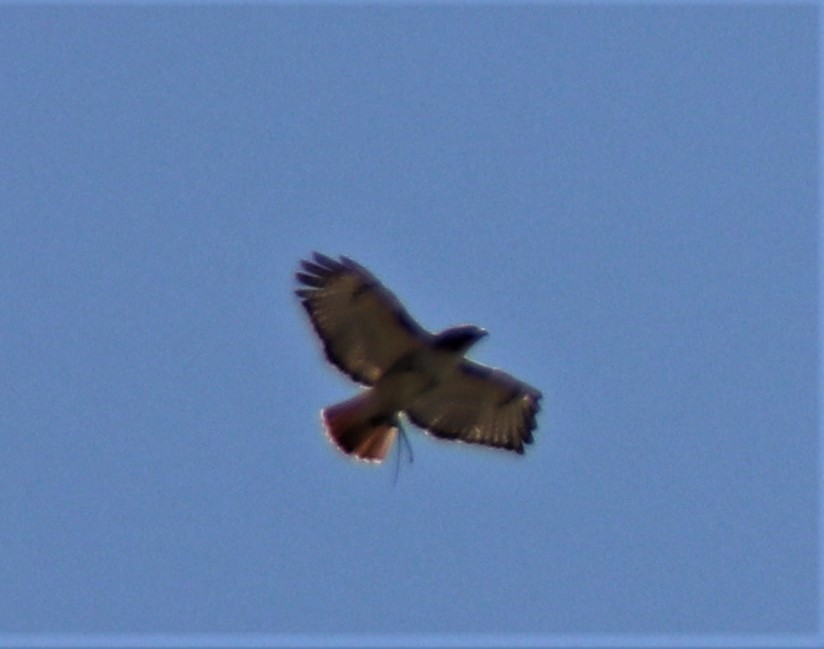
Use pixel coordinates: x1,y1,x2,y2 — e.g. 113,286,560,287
0,4,818,646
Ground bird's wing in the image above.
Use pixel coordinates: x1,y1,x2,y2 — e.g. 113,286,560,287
295,253,431,386
405,361,542,453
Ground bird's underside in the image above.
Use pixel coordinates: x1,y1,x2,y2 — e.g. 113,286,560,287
296,252,542,462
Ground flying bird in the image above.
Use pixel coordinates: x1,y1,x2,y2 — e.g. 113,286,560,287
295,253,542,462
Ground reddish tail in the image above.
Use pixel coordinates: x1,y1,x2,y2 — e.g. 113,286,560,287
321,393,397,462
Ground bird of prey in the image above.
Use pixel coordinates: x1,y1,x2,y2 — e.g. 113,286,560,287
295,253,542,462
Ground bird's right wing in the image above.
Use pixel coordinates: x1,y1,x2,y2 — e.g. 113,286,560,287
295,253,431,386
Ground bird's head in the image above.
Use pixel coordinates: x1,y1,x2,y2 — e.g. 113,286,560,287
433,325,488,354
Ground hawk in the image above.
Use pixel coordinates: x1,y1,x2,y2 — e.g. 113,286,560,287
295,253,542,462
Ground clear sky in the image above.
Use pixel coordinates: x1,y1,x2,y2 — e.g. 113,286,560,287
0,4,817,646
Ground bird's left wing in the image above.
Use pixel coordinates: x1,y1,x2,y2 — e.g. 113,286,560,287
405,361,542,454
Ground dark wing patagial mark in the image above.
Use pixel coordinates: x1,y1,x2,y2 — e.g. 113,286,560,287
405,360,542,453
295,253,432,386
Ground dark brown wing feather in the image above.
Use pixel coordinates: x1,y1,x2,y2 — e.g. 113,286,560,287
405,361,542,453
295,253,431,385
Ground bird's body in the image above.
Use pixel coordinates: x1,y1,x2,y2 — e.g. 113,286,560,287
295,253,542,462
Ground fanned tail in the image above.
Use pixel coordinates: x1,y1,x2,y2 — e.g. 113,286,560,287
322,393,397,462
